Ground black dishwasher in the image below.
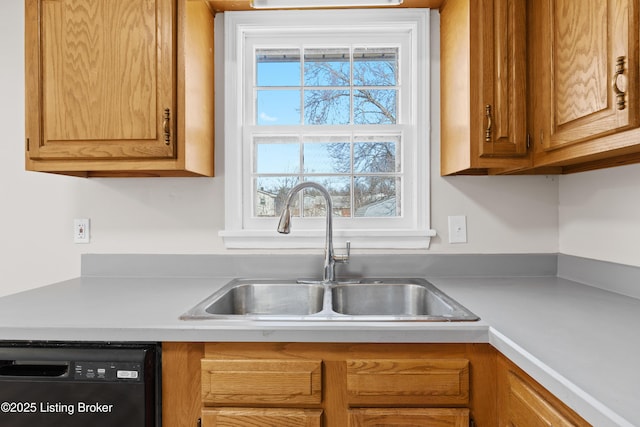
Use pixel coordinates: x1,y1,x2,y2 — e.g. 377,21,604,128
0,342,160,427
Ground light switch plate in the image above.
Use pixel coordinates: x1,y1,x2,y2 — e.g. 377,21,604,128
448,215,467,244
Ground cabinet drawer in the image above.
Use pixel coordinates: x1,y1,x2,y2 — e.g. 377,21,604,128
346,359,469,406
202,408,323,427
349,408,469,427
201,359,322,405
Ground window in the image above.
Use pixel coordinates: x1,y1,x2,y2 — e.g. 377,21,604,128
219,9,435,249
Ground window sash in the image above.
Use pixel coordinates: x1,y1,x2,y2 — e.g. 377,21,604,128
250,131,404,219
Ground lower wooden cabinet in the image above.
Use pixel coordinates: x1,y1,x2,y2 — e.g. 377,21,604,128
194,342,494,427
163,342,593,427
496,353,592,427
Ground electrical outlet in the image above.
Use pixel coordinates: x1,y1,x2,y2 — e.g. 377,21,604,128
448,215,467,244
74,218,90,244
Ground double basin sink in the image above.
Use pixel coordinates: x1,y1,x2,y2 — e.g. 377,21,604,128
181,278,479,322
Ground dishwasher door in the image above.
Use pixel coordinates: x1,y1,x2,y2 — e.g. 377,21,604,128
0,342,159,427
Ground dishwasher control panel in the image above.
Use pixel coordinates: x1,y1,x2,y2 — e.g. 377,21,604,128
74,361,142,382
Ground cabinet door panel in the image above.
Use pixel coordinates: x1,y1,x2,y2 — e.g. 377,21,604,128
346,359,469,406
201,359,322,406
548,0,639,149
349,408,469,427
202,408,322,427
507,371,577,427
26,0,175,160
480,0,528,158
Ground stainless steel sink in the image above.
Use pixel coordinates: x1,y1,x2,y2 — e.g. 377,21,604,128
181,278,478,321
181,280,325,318
332,281,478,320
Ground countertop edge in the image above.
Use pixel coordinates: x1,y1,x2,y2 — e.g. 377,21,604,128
489,327,635,427
0,322,491,344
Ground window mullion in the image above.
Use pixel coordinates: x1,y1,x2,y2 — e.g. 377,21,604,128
350,132,355,218
300,48,305,126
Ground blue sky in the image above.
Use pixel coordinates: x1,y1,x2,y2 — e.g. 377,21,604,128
252,49,398,190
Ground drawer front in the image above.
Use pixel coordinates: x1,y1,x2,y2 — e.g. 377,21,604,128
202,359,322,405
346,359,469,406
349,408,470,427
203,408,323,427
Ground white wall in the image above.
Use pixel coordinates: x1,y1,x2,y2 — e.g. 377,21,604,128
1,1,562,297
559,164,640,267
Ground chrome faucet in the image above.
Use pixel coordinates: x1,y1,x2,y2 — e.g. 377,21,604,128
277,182,350,283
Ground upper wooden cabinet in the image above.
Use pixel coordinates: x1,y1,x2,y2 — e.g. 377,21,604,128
529,0,640,172
442,0,640,175
441,0,530,175
546,0,638,149
24,0,214,177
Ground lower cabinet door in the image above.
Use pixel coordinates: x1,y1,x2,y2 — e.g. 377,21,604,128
202,408,323,427
348,408,469,427
507,371,579,427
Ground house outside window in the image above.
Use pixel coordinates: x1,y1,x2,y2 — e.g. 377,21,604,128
219,9,435,249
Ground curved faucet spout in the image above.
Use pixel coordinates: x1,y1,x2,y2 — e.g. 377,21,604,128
277,182,349,283
277,205,292,234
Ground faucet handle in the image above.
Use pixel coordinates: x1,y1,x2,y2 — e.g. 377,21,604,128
335,241,351,264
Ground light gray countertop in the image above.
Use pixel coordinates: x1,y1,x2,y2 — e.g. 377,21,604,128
432,276,640,427
0,253,638,426
0,275,490,343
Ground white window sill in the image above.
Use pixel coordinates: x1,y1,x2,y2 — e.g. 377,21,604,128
219,229,437,249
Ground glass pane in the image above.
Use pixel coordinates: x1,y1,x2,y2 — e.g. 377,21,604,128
304,48,350,87
354,89,397,124
302,177,351,218
254,176,299,217
304,90,350,125
256,49,301,87
303,141,350,173
354,177,400,217
255,139,300,174
257,90,301,125
354,136,399,173
353,47,398,86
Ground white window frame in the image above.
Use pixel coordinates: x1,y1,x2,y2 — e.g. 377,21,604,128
219,9,435,249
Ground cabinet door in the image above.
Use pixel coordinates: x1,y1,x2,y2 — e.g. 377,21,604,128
546,0,639,149
497,354,591,427
202,408,323,427
25,0,175,161
506,372,578,427
479,0,528,158
349,408,469,427
441,0,530,175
